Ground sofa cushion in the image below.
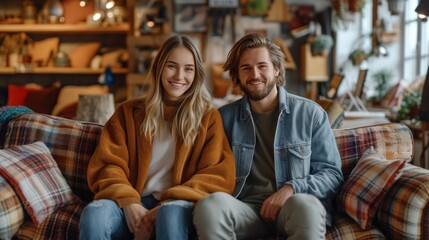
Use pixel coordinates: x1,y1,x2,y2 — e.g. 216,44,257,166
0,175,25,240
6,84,60,114
326,213,385,240
51,84,109,117
17,200,84,239
0,141,75,225
2,113,102,202
338,148,406,229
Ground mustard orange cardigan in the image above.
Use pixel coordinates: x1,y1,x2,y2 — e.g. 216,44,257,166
87,97,236,208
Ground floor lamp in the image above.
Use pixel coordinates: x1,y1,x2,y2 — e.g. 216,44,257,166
416,0,429,168
416,0,429,121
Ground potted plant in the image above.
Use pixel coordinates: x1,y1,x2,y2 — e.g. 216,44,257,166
396,91,421,121
348,49,367,66
372,68,393,102
310,34,334,57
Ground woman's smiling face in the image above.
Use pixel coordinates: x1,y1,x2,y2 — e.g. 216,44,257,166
161,46,195,101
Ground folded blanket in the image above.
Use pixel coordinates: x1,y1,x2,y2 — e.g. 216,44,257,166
0,106,33,130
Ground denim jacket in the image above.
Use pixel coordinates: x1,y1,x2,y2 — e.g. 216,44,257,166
218,86,343,221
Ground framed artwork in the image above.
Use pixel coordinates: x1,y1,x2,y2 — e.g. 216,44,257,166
174,0,208,32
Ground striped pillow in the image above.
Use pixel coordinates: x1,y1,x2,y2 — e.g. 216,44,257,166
0,141,75,226
338,148,406,230
0,175,24,239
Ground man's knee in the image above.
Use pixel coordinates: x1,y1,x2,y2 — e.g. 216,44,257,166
278,194,326,240
284,194,325,215
193,192,232,224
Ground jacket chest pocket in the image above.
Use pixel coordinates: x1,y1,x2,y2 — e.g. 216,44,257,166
279,143,311,179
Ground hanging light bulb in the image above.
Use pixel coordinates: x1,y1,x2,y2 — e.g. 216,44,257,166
79,0,88,7
105,0,115,10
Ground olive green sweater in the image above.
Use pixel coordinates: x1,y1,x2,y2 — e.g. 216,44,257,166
87,97,236,208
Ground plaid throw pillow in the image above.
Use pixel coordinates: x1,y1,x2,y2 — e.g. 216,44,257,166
0,141,75,226
338,147,406,230
0,175,24,239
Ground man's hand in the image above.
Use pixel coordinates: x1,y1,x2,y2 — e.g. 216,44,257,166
123,203,148,233
260,184,294,222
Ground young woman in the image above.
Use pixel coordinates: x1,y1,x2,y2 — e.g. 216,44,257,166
79,35,236,240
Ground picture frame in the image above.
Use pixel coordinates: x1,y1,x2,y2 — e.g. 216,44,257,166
173,0,208,33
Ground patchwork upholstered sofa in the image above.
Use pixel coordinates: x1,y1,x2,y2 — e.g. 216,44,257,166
0,107,428,239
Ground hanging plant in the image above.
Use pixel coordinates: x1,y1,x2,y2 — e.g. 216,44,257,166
310,34,334,57
348,49,367,66
348,0,367,13
332,0,347,21
387,0,405,15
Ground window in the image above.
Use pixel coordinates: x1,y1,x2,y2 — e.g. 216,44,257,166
403,0,429,81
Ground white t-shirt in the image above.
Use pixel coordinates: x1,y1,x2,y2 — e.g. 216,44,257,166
141,123,176,199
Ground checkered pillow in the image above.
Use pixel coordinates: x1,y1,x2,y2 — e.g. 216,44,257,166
0,141,75,226
0,175,24,239
338,148,406,230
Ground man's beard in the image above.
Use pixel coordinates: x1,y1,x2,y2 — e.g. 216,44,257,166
241,78,276,101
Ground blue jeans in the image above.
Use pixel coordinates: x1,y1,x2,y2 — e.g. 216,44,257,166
79,195,194,240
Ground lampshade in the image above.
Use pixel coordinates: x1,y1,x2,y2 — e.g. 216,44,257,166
415,0,429,18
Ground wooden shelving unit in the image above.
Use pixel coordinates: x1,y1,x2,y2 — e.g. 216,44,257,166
0,22,129,87
0,67,128,74
0,23,129,34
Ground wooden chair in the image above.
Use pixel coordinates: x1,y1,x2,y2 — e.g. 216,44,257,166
326,73,344,99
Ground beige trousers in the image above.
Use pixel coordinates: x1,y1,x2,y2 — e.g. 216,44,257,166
193,192,326,240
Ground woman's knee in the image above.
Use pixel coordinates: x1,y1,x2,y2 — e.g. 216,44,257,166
80,199,125,239
158,200,194,221
82,199,118,217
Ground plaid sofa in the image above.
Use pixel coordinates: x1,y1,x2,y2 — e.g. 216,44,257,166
0,111,428,239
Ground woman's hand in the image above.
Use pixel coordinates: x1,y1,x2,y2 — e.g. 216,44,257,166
134,206,160,240
123,203,148,233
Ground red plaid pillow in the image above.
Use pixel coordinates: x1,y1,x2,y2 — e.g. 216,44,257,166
0,141,75,226
0,175,24,239
338,148,406,230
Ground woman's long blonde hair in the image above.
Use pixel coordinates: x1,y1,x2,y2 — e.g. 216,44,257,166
141,35,212,146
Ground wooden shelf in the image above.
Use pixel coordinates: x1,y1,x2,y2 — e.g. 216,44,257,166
0,23,129,34
0,67,128,74
126,73,149,98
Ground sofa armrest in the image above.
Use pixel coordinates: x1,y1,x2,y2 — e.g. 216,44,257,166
0,175,25,239
2,112,102,203
333,123,414,180
376,164,429,240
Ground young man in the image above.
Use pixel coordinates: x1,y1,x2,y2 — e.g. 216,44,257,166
193,33,343,240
